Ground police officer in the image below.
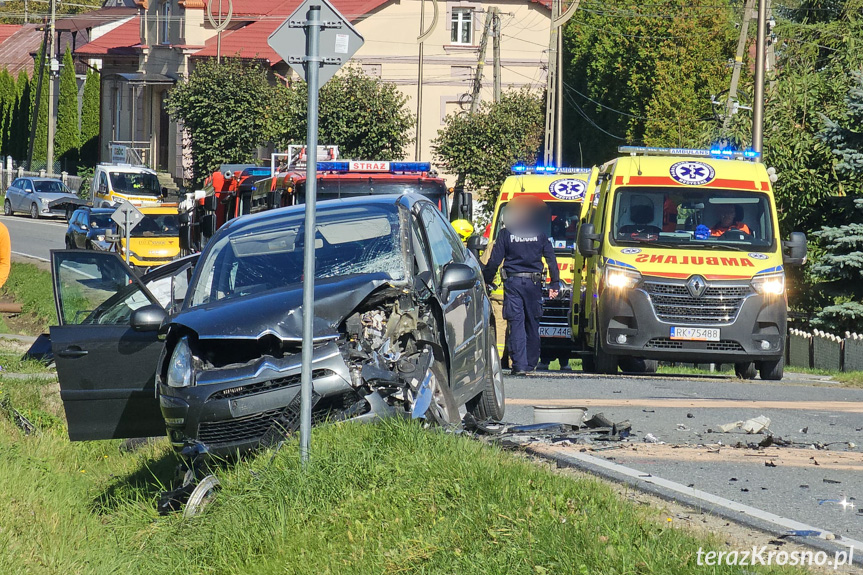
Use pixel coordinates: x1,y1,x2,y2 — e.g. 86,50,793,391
483,196,559,376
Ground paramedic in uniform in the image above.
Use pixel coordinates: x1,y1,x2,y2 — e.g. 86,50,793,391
483,196,559,376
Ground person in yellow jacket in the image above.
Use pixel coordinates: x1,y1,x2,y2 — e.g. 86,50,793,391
451,219,474,244
0,222,10,288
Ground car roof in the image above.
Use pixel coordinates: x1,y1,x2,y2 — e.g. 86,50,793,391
80,207,114,214
27,177,64,182
221,193,427,234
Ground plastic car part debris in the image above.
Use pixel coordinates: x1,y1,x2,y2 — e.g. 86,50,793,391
764,460,777,467
0,396,36,435
643,433,664,444
742,415,771,434
411,369,435,419
717,421,744,433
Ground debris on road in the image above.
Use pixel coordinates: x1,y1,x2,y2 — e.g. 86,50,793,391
764,460,777,467
643,433,665,444
717,421,743,432
742,416,771,434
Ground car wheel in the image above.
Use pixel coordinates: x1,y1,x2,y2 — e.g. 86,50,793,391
65,237,73,249
735,361,757,379
581,353,596,373
468,326,505,420
3,199,11,216
419,352,459,426
594,333,618,374
619,357,657,373
30,203,39,219
757,356,784,381
65,206,74,220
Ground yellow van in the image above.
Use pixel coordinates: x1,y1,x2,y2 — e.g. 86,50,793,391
117,206,182,270
92,163,167,208
575,147,807,379
484,166,599,366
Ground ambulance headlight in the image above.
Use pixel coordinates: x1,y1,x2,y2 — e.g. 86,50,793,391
605,265,641,290
751,272,785,296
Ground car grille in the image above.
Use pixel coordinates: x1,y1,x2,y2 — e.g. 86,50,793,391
645,338,745,352
209,369,334,401
541,289,571,327
644,281,750,324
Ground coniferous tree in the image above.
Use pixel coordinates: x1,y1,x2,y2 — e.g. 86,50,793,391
55,46,79,171
11,70,30,161
30,46,49,167
0,70,14,158
80,69,100,167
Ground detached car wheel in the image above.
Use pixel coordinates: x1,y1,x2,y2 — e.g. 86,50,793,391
735,362,757,379
468,326,505,420
183,474,220,518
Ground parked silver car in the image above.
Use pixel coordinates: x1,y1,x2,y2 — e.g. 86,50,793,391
4,177,84,219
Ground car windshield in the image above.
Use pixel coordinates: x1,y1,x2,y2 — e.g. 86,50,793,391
296,180,448,214
90,214,113,229
130,214,179,237
610,187,775,250
34,180,70,194
189,203,407,307
109,172,161,196
493,201,581,250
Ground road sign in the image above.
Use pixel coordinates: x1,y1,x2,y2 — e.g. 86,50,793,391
111,201,144,265
267,0,364,90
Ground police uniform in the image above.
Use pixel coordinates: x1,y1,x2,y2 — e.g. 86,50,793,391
484,228,559,374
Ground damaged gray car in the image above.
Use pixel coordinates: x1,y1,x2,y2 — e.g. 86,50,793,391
49,193,504,460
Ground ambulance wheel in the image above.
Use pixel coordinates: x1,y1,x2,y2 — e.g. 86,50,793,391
620,357,657,373
581,353,596,373
757,356,784,381
735,362,757,379
594,334,618,374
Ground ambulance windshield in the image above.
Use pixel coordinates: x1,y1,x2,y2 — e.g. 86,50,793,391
610,187,774,250
493,201,581,250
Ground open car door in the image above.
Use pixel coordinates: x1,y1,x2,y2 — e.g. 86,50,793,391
50,250,167,441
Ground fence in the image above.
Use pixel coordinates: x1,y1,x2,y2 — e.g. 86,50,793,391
787,328,863,372
0,157,84,193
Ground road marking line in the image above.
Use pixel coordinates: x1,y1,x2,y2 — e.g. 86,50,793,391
2,217,68,228
12,251,49,263
507,398,863,413
531,444,863,553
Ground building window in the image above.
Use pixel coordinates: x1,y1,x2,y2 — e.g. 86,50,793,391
160,1,171,45
450,8,473,45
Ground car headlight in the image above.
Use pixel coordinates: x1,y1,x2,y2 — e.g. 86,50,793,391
40,197,50,205
604,264,642,290
95,234,105,242
166,337,195,388
751,272,785,295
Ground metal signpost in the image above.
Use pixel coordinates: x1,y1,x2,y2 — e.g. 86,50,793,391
111,201,145,264
268,0,363,464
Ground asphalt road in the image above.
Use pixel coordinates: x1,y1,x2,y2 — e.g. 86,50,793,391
504,370,863,545
1,213,68,263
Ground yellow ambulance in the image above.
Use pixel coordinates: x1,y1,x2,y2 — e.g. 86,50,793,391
575,146,807,379
484,165,599,367
116,205,182,271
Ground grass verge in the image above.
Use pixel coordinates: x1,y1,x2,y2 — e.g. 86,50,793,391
1,262,57,333
0,374,806,575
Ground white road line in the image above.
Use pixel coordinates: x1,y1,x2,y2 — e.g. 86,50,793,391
2,217,67,228
550,449,863,553
12,251,49,263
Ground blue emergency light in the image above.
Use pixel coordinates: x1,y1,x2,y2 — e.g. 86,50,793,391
242,167,272,177
390,162,431,172
618,145,760,160
317,161,350,171
511,164,591,174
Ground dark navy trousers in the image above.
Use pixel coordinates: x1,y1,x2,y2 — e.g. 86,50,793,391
502,276,542,372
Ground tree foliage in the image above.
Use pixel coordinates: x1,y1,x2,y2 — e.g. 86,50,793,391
55,46,79,171
80,69,100,168
432,89,544,211
277,65,413,160
12,70,30,161
30,46,49,167
561,0,737,165
166,59,284,184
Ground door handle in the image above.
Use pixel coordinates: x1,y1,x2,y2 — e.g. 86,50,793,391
58,347,88,359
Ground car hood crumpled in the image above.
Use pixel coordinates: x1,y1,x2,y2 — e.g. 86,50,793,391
173,273,401,341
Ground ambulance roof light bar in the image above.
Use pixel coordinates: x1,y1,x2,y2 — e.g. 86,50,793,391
511,164,592,174
618,146,760,160
316,161,433,173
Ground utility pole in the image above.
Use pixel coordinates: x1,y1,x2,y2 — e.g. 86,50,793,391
554,28,562,166
752,0,767,159
723,0,755,135
542,0,560,166
468,9,493,114
415,0,425,160
492,7,501,103
46,0,56,174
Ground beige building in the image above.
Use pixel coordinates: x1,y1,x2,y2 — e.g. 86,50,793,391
75,0,551,183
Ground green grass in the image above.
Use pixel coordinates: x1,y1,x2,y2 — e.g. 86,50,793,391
0,374,806,575
1,262,57,332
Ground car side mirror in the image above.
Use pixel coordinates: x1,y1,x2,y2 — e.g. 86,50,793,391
466,234,488,255
201,214,217,238
783,231,807,266
577,223,600,256
105,232,120,243
130,304,167,332
79,225,88,231
440,262,478,299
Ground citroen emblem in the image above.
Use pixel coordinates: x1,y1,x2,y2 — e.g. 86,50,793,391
686,275,708,298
